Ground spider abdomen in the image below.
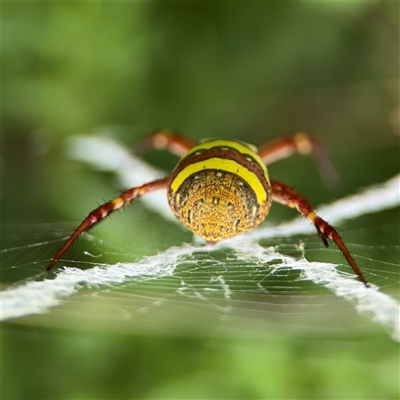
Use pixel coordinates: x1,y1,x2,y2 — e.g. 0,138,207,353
167,139,272,242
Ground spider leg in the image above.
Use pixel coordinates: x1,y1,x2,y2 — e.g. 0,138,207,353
46,176,171,271
270,179,368,287
257,132,340,189
143,129,196,157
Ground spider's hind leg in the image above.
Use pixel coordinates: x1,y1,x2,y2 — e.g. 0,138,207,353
270,179,368,286
46,176,171,271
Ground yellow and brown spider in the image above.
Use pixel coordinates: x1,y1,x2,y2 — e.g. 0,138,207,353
47,130,368,286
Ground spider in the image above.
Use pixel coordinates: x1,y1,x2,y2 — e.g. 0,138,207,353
47,130,368,286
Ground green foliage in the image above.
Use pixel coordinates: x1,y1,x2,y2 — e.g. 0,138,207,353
2,2,399,399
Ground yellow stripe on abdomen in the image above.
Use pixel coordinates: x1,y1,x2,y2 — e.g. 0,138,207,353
185,139,268,176
171,157,268,205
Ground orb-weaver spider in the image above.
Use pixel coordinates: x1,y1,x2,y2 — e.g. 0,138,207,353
47,130,368,286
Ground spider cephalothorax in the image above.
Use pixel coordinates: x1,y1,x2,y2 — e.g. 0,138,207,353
47,130,368,287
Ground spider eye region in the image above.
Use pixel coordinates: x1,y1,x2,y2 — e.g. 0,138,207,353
167,139,272,242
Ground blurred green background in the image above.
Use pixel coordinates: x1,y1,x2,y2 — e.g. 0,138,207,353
2,2,399,399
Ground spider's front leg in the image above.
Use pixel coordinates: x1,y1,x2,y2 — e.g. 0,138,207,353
143,129,196,157
258,132,340,188
47,176,171,271
270,179,368,287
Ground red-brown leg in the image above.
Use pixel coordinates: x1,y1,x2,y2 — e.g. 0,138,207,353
47,176,171,271
257,132,340,188
143,129,196,157
270,179,368,286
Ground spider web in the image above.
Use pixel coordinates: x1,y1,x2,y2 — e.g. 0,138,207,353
1,135,399,342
